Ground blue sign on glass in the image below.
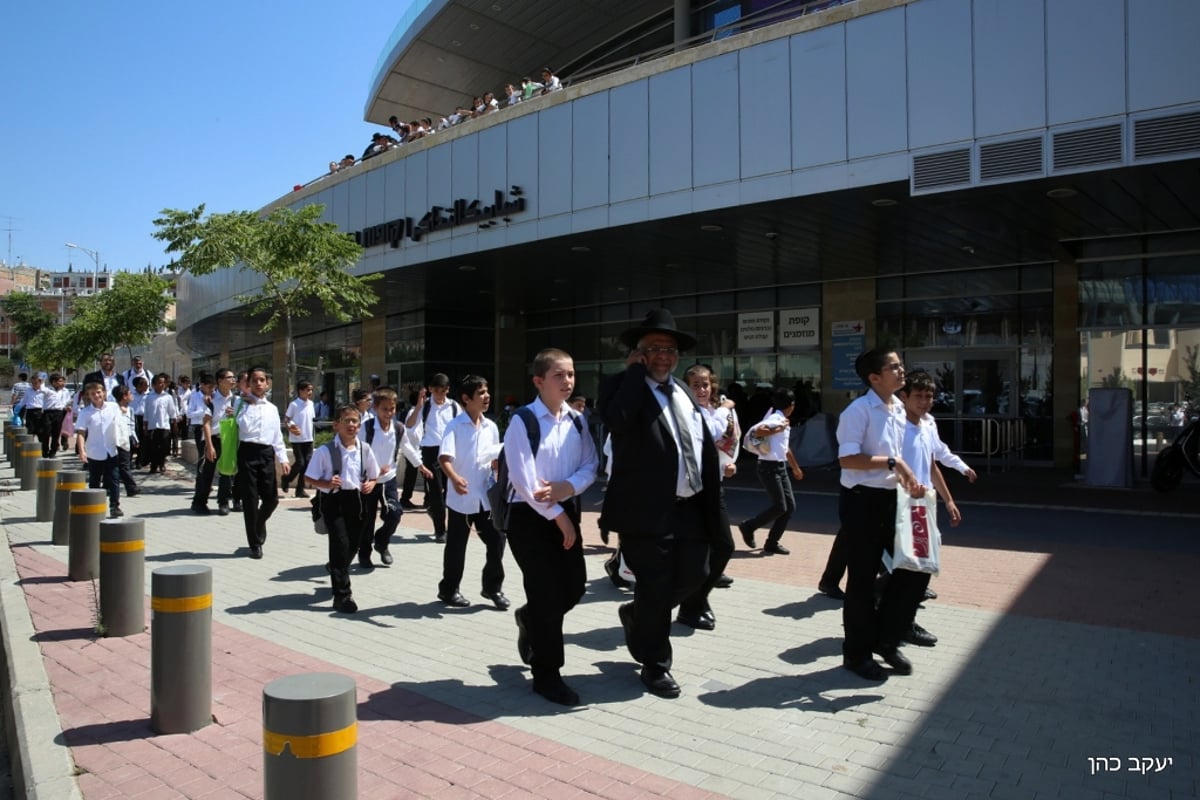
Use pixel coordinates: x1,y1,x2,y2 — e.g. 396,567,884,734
831,321,866,390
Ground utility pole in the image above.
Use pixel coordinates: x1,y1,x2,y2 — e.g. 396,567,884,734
1,215,21,272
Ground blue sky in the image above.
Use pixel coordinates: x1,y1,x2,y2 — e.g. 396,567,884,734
1,1,408,274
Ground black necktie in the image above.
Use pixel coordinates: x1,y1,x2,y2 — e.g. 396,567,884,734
658,382,703,494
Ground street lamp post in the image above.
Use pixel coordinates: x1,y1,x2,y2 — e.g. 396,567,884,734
64,242,100,292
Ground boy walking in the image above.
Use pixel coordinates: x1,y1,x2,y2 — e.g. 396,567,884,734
44,374,72,457
359,387,424,567
144,373,175,473
281,380,316,498
406,373,461,542
76,382,124,518
504,349,598,706
305,404,379,613
235,367,291,559
112,386,141,497
437,375,507,609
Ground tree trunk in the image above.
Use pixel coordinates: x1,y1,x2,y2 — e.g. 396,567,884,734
283,311,294,410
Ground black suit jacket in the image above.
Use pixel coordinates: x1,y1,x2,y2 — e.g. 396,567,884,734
598,363,721,540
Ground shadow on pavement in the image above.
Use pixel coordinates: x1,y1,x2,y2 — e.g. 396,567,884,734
31,628,97,643
699,666,884,712
56,718,152,747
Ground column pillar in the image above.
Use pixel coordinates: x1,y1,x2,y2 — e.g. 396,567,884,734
495,310,528,407
821,278,876,416
674,0,690,50
361,311,387,385
1052,259,1081,470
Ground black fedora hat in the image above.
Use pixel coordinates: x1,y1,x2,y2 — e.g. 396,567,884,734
619,308,697,351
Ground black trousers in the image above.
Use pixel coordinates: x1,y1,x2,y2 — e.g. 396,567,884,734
43,409,66,457
283,441,313,493
362,477,403,559
147,428,170,470
400,456,419,501
420,445,448,536
506,502,585,678
820,527,851,589
439,508,506,597
678,486,734,618
86,454,121,509
324,490,368,603
117,447,137,493
134,415,146,465
839,485,928,662
192,426,234,508
742,460,796,546
237,442,279,549
25,408,46,450
619,497,711,674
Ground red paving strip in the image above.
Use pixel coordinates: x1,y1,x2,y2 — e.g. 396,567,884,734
13,545,728,800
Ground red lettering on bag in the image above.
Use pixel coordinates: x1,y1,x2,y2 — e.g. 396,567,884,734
911,505,929,557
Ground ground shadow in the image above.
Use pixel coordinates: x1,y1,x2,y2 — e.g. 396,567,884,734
224,589,330,615
763,595,838,622
271,564,329,582
699,666,885,712
17,575,71,585
778,636,843,665
32,627,97,643
56,718,154,746
145,551,244,562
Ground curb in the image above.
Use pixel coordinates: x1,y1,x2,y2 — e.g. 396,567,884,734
1,519,83,800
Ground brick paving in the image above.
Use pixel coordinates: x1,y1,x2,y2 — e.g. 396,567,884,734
2,457,1199,799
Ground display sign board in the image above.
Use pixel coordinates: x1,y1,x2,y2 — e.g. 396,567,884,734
779,308,819,349
737,312,775,350
831,320,867,390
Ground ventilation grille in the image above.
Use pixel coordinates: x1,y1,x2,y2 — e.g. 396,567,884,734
912,149,971,191
1053,124,1123,170
1134,111,1200,160
979,137,1043,181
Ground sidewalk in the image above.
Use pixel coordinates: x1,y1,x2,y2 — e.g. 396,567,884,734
1,454,1198,799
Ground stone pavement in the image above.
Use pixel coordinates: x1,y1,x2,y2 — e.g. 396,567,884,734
1,456,1198,799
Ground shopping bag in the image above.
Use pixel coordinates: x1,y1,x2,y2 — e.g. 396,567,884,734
742,425,772,458
217,414,240,476
891,486,941,574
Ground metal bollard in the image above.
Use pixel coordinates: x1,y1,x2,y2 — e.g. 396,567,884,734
20,439,43,491
36,458,60,522
67,489,107,581
53,470,88,546
151,565,212,734
99,518,145,637
12,438,34,482
6,426,26,465
263,673,357,800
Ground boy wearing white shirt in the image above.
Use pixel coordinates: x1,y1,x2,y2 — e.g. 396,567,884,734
235,367,291,559
436,375,507,610
359,388,423,568
405,373,461,542
305,405,379,614
131,376,149,467
737,388,805,555
144,373,175,474
44,373,73,457
281,381,316,499
75,382,124,517
112,385,141,497
23,374,48,453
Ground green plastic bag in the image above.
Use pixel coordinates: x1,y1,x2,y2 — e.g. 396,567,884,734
217,401,242,476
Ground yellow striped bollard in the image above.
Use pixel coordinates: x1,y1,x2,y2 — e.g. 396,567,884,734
52,470,88,546
35,458,60,522
263,673,357,799
67,489,107,581
99,518,145,637
151,565,212,734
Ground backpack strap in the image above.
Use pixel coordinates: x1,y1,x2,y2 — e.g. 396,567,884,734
326,441,342,487
365,417,376,444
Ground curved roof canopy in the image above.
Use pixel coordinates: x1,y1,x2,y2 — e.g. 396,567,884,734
365,0,671,125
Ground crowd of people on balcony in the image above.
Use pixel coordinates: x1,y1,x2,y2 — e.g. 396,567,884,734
325,67,562,177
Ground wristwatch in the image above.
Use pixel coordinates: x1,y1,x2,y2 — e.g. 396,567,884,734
886,457,896,471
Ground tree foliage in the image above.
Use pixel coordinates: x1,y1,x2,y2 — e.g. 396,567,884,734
152,203,375,393
2,292,55,362
81,272,173,357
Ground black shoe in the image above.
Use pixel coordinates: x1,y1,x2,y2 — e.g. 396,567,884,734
334,597,358,614
434,533,445,544
218,504,230,516
818,583,846,600
400,499,421,511
126,487,141,497
714,574,733,589
515,606,532,664
599,528,610,545
482,590,511,610
604,554,631,589
532,675,579,706
738,522,756,549
358,555,374,570
676,609,716,631
249,546,263,559
295,490,309,499
763,542,790,555
844,657,886,681
618,602,641,662
640,668,680,698
191,505,210,515
903,623,938,647
874,645,913,675
280,481,290,493
438,591,470,607
376,547,394,566
232,502,244,513
924,587,938,600
109,506,124,518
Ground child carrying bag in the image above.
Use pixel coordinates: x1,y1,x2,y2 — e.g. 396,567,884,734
217,399,244,476
890,486,941,574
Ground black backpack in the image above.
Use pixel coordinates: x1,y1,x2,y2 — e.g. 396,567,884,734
310,442,341,534
364,417,404,468
488,406,584,533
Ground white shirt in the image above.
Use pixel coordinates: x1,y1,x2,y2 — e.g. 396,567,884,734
414,398,458,447
504,398,598,521
116,405,137,449
45,387,71,411
187,390,210,425
77,402,120,459
285,397,315,443
25,385,47,409
749,408,792,463
131,389,148,416
439,413,502,515
145,390,175,430
95,371,121,400
705,405,740,471
211,389,234,437
359,416,402,484
236,397,288,464
837,389,906,489
305,438,379,493
124,367,150,387
902,414,971,488
645,376,704,499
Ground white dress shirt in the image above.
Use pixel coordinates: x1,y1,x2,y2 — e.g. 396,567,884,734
414,398,458,447
77,402,120,459
187,390,210,425
145,390,175,430
285,397,315,443
837,389,906,489
359,416,402,484
902,414,972,488
236,398,288,464
645,376,705,499
305,438,379,493
504,398,599,521
439,413,501,515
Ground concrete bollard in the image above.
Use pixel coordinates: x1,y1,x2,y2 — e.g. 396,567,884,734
20,438,43,491
36,458,60,522
12,438,35,482
263,673,357,800
67,489,107,581
151,565,212,734
53,471,88,546
6,426,26,465
99,518,145,637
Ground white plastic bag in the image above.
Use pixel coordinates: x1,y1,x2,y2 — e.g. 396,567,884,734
891,487,941,574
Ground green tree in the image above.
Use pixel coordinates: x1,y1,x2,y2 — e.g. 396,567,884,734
1,292,55,363
152,203,375,395
79,271,173,360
